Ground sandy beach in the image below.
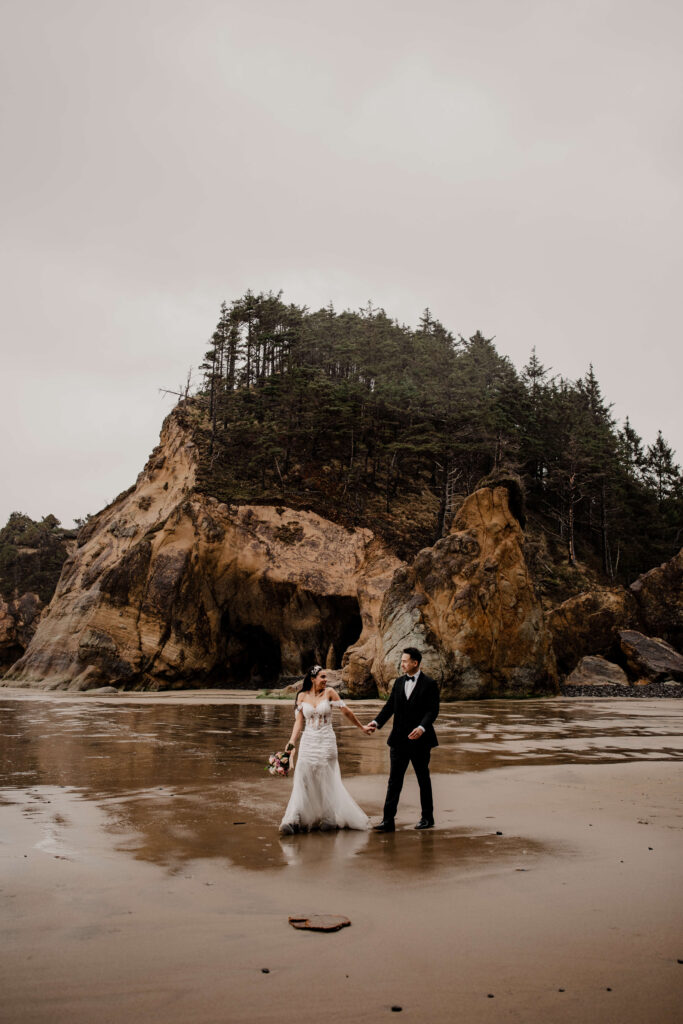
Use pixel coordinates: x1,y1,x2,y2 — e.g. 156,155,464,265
1,689,682,1023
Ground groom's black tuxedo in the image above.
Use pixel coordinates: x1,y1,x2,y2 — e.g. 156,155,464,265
374,671,440,748
374,671,440,824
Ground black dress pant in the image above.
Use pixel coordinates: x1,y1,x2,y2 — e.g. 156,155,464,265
383,744,433,822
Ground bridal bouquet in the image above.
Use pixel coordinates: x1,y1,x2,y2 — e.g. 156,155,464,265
267,743,295,777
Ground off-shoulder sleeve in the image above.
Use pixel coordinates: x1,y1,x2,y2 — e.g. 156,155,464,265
330,699,346,708
294,703,303,715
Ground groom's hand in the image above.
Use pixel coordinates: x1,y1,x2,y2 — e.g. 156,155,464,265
408,726,425,740
366,722,377,733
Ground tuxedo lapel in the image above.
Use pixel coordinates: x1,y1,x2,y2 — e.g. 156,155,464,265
398,675,409,702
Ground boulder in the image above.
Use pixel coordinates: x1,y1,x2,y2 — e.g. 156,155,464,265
547,587,637,675
4,409,402,692
374,485,558,699
618,630,683,683
565,655,629,687
630,548,683,652
341,638,379,697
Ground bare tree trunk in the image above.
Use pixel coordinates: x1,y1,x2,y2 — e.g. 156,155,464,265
568,497,576,565
600,480,611,577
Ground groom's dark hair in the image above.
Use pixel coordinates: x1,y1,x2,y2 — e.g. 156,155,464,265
403,647,422,664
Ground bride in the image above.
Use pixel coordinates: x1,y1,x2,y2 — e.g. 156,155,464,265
279,665,372,834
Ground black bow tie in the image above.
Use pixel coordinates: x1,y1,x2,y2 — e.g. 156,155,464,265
406,675,416,682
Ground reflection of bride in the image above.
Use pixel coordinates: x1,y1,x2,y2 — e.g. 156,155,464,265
279,825,370,866
279,665,372,834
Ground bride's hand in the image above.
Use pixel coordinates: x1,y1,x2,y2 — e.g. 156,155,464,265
361,724,374,735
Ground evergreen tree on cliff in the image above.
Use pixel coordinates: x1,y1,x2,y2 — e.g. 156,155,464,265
191,290,681,584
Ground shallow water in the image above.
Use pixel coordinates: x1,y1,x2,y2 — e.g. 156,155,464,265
1,696,682,874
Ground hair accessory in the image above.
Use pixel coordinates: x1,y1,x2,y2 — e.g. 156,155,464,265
310,665,323,677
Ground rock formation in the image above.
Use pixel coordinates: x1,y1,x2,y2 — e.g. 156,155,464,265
0,592,43,670
547,587,638,675
618,630,683,683
373,485,558,699
4,409,401,692
630,549,683,652
564,655,629,687
7,397,678,699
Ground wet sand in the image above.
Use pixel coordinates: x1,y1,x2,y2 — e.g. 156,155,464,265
1,690,682,1023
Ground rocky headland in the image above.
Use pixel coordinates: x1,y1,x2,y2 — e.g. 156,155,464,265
3,400,682,699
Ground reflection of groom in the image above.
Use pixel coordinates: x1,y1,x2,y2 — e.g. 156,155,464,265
367,647,440,832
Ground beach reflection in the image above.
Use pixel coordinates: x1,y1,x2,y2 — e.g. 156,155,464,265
1,695,682,875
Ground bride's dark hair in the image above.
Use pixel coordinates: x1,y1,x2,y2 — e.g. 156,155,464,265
300,664,324,694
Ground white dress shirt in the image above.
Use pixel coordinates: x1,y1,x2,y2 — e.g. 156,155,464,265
370,669,424,732
404,670,420,699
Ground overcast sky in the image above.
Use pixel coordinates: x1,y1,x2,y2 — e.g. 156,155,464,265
1,0,681,528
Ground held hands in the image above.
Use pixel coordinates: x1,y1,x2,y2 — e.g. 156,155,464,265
364,722,377,735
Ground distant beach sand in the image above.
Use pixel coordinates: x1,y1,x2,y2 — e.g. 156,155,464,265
1,689,682,1023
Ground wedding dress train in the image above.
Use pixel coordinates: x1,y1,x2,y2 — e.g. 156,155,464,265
279,698,369,833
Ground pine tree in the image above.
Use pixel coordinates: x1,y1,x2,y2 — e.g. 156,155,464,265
644,430,681,506
190,291,682,575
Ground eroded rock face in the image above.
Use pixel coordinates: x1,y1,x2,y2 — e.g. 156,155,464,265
618,630,683,683
565,655,629,687
374,486,558,699
4,409,402,692
630,548,683,652
547,587,637,675
0,593,43,670
15,398,677,700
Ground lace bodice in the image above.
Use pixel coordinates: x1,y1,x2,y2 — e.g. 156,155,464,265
295,697,346,730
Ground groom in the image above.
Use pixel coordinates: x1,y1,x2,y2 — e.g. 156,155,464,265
368,647,440,832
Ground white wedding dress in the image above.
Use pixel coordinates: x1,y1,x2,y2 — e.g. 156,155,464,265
279,698,369,833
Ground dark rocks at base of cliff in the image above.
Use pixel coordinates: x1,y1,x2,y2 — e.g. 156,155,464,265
559,680,682,698
547,587,638,676
561,651,682,696
546,547,683,694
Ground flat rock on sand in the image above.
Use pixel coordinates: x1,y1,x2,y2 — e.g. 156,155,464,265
288,915,351,932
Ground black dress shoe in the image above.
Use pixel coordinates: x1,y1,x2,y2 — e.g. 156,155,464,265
414,817,434,830
372,820,395,833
